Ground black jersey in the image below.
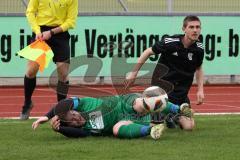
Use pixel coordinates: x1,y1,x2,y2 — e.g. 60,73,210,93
151,35,204,104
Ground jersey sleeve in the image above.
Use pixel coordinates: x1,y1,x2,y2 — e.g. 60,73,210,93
44,107,55,119
44,98,74,119
58,126,90,138
26,0,41,34
151,39,167,55
60,0,78,31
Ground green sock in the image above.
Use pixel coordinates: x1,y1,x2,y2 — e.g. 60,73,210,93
117,123,151,139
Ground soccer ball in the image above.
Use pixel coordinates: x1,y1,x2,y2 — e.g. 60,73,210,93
142,86,168,113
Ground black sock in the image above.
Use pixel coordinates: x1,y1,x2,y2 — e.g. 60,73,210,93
57,80,69,102
24,75,36,105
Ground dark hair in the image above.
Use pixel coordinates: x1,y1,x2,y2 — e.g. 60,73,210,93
54,98,73,116
183,15,201,28
59,110,73,122
58,111,74,126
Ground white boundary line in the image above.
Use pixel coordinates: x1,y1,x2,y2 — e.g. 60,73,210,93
1,112,240,120
195,112,240,115
0,117,41,120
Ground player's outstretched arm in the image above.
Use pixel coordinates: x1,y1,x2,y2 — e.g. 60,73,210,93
32,98,74,130
32,103,58,130
32,116,49,130
195,66,204,105
124,48,154,89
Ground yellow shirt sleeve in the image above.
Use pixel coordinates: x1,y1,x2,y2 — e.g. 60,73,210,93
26,0,41,34
60,0,78,32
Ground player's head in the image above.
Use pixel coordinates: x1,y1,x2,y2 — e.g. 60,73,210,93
182,15,201,41
53,99,86,127
142,86,168,113
59,110,86,127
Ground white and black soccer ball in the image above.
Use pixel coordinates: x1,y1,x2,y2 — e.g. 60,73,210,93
142,86,168,113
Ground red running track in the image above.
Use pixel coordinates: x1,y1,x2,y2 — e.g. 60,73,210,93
1,85,240,118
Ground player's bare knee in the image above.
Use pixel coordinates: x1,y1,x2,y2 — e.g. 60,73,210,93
179,116,195,131
26,61,39,78
113,121,133,136
26,71,37,78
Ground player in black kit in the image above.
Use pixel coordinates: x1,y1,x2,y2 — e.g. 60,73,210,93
125,15,204,129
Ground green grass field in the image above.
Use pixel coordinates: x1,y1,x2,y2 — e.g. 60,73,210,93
0,115,240,160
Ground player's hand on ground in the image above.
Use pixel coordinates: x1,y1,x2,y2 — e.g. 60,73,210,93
32,121,40,130
196,90,204,105
32,116,49,130
50,116,61,131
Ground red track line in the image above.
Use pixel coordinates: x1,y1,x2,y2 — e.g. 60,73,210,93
1,85,240,118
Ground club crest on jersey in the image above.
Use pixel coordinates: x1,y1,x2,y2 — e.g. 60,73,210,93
172,52,178,56
188,53,193,61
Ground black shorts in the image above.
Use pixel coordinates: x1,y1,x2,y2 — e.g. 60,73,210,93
151,79,190,105
32,26,70,63
168,94,190,106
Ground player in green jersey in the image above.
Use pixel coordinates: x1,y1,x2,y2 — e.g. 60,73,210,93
32,86,194,139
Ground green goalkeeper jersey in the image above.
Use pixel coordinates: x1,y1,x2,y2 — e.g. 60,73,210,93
73,93,151,135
